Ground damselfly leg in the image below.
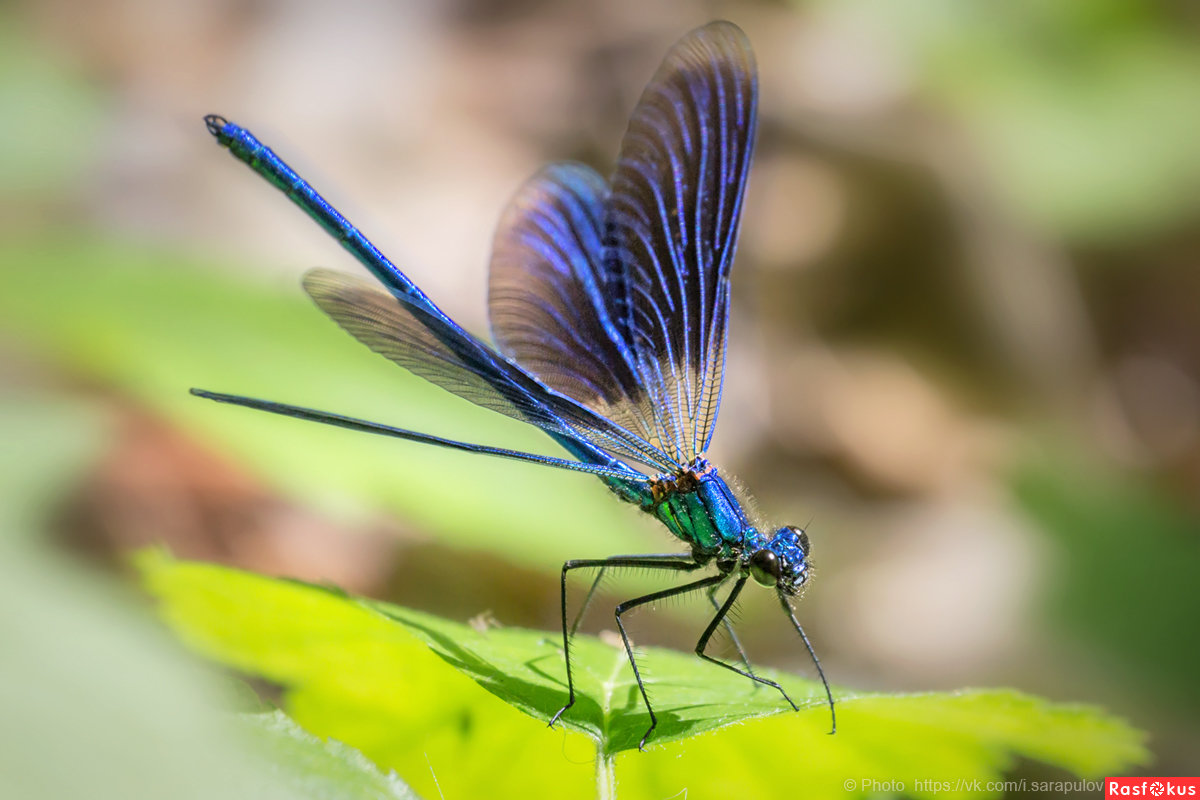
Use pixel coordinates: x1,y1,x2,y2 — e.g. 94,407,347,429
550,554,703,746
695,575,798,710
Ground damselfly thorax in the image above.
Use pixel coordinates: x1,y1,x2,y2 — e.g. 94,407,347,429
647,458,715,503
642,460,750,557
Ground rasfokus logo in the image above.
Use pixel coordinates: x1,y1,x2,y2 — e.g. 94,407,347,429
1107,778,1199,797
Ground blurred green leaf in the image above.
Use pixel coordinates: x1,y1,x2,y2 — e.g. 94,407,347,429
0,536,419,799
1012,449,1200,712
0,386,417,798
245,711,422,800
842,0,1200,242
0,234,654,570
0,18,102,196
0,392,110,539
139,551,1149,800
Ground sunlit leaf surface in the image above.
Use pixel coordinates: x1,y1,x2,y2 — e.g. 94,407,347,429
139,552,1148,800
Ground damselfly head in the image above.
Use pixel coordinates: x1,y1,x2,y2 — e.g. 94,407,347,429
750,525,811,594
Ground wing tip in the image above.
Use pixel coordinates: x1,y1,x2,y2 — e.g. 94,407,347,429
685,20,756,70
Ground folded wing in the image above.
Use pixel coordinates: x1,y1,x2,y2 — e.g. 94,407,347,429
605,21,758,463
488,163,663,452
486,22,757,467
304,268,669,475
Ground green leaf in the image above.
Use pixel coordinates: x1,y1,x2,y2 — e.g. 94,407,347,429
835,0,1200,243
0,391,110,540
138,551,1149,800
0,531,420,798
244,710,422,800
1012,449,1200,712
0,19,103,196
136,548,599,800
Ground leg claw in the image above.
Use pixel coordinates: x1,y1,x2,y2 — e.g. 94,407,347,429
548,702,572,729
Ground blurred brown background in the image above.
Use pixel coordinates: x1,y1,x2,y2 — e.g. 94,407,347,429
1,0,1198,787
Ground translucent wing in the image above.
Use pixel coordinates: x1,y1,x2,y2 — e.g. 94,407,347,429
488,163,660,449
303,268,671,474
604,21,758,463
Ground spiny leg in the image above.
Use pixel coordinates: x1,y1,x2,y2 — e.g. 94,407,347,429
778,591,836,734
613,572,728,750
570,567,606,637
550,554,701,731
695,575,798,711
573,552,706,635
706,580,754,676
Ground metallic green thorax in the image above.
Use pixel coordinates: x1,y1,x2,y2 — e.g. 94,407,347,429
629,461,752,559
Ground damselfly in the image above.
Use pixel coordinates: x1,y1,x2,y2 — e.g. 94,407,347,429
196,20,833,749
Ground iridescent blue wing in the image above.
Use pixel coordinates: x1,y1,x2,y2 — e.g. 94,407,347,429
303,268,671,474
604,21,757,463
487,23,757,465
488,163,665,454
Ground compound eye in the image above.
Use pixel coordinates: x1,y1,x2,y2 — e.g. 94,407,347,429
749,550,780,587
787,525,811,555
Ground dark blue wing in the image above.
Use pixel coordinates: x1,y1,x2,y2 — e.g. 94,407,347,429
604,21,757,463
488,163,662,451
303,268,670,475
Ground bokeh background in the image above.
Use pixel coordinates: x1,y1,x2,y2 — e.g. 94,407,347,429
2,0,1198,792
